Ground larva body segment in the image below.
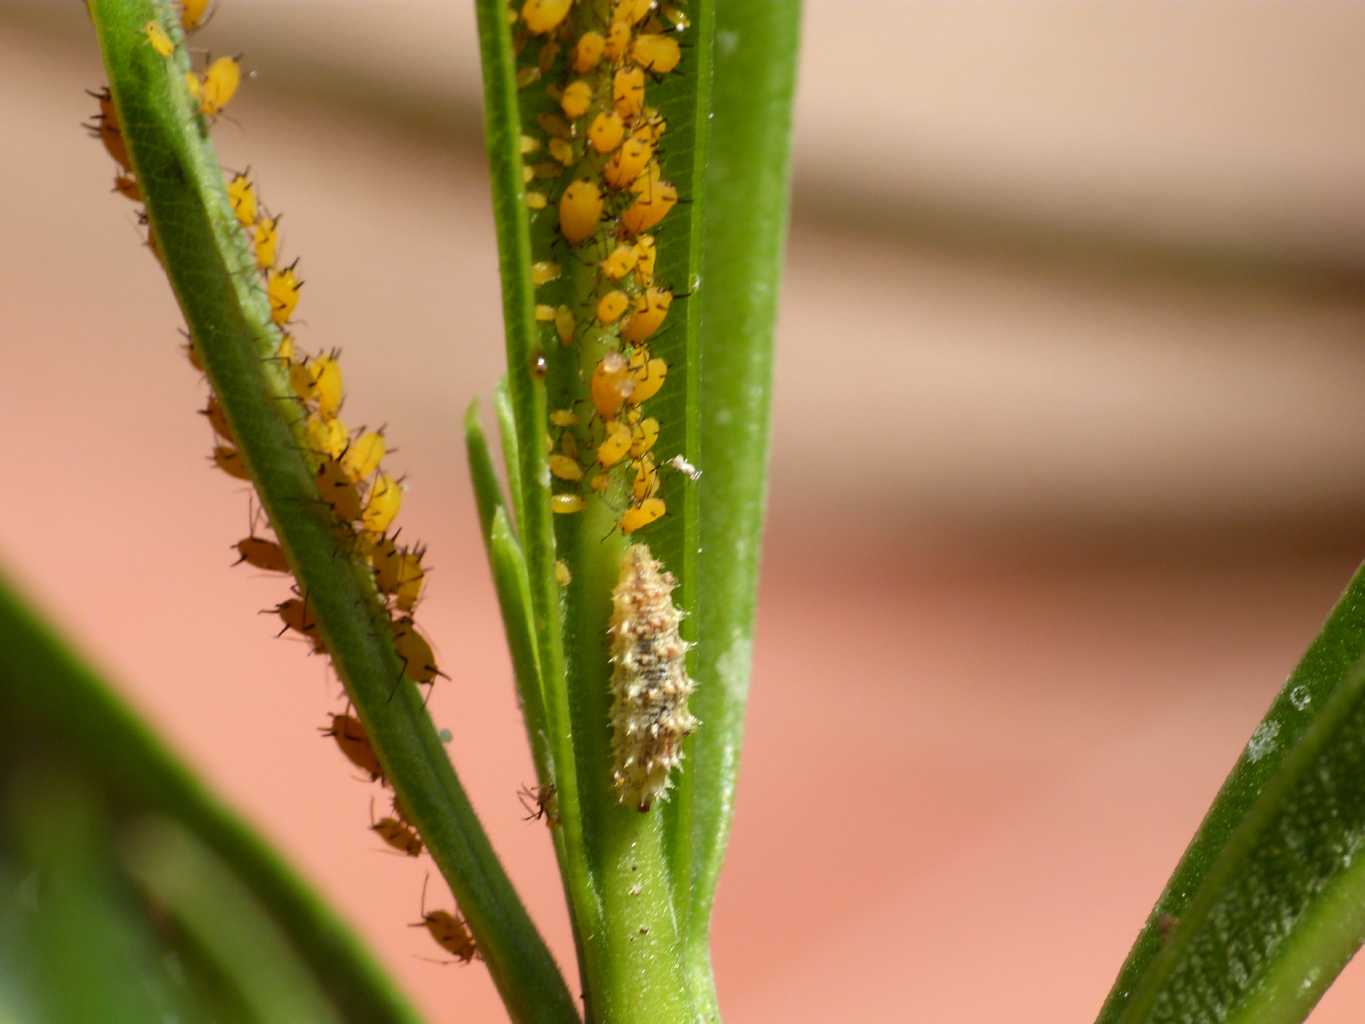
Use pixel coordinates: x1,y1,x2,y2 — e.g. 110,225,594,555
609,544,698,812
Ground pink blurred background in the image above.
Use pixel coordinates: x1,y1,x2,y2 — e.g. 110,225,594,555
6,1,1365,1019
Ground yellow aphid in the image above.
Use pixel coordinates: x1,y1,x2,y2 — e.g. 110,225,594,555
310,354,344,418
551,494,586,515
201,397,234,443
622,169,678,235
316,457,363,522
184,70,202,106
392,616,443,686
371,798,422,857
555,560,572,586
532,261,561,286
629,417,660,457
603,138,653,189
548,454,583,481
275,597,323,652
342,431,386,482
632,455,660,501
112,173,141,202
277,333,295,363
305,413,348,459
631,113,667,146
628,351,668,403
561,81,593,120
520,135,541,154
411,877,478,963
589,472,609,494
614,0,654,26
558,180,603,245
233,535,289,573
549,408,579,428
613,67,646,120
537,112,572,140
591,352,635,419
143,20,174,58
573,31,606,73
521,0,572,35
516,66,542,89
604,19,631,61
621,497,666,533
633,235,657,284
226,173,257,227
267,265,302,325
212,445,251,480
363,474,403,535
373,539,428,612
253,214,280,270
532,160,565,179
620,288,672,344
393,557,427,613
588,112,625,154
631,33,681,73
597,290,629,325
290,360,318,404
526,191,547,210
522,165,535,184
597,420,633,468
548,137,575,167
182,338,204,372
554,306,575,346
321,713,383,780
180,0,212,32
600,244,638,280
198,55,242,119
534,304,556,322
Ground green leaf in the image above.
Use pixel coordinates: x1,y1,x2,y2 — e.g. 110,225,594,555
0,569,418,1024
1098,564,1365,1023
86,3,575,1020
670,0,802,959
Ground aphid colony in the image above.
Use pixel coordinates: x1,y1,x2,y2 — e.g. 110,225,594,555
513,0,688,535
86,2,473,965
608,544,697,811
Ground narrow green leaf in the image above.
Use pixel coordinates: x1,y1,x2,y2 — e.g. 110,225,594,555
121,819,342,1024
87,3,574,1019
1098,564,1365,1023
671,0,802,953
0,570,419,1024
471,0,604,995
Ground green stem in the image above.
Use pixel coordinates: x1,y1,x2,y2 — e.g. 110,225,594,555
87,4,575,1019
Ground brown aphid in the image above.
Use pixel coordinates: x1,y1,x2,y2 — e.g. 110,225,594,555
319,713,384,782
200,396,234,444
410,876,478,964
517,782,559,825
233,536,289,573
272,597,323,652
370,797,422,857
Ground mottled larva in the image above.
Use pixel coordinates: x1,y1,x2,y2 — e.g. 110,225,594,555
608,544,697,812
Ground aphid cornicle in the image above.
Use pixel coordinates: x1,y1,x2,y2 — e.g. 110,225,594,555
411,876,478,964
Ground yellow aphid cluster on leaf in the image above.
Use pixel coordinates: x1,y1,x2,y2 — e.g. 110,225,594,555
512,0,692,536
